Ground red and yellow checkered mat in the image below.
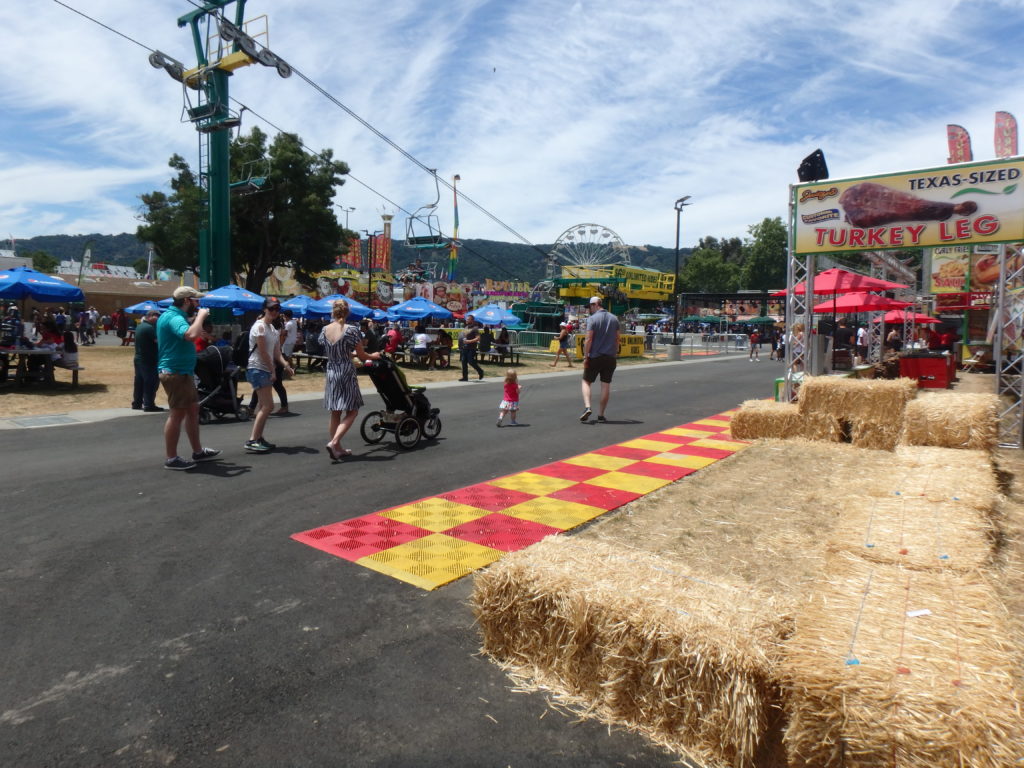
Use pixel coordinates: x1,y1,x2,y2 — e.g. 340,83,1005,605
292,410,746,590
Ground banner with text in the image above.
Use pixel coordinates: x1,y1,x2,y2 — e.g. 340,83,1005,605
792,158,1024,255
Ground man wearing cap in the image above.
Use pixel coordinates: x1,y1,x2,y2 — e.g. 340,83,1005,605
580,296,619,423
156,287,221,470
131,309,163,412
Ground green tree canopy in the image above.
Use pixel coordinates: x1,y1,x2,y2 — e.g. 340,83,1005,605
137,127,352,292
26,250,58,273
740,216,787,291
678,245,741,292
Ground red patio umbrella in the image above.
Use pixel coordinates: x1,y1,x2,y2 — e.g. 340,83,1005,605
872,310,941,324
811,293,912,313
771,268,910,296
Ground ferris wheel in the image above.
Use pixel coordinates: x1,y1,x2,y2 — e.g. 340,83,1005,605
550,223,631,269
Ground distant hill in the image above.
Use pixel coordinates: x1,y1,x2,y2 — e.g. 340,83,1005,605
19,233,687,285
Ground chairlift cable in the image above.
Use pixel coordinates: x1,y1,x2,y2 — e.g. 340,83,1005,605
50,0,527,280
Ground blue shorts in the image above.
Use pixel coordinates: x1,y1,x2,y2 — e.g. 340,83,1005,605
246,368,273,389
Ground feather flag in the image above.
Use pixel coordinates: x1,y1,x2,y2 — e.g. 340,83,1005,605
946,124,973,164
448,175,460,281
995,111,1018,158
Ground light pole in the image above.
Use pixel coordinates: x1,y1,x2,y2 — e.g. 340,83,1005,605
672,196,692,347
338,206,355,229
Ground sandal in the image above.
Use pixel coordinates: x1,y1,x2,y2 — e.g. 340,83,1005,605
326,444,342,461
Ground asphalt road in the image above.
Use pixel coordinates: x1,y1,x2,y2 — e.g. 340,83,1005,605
1,354,779,767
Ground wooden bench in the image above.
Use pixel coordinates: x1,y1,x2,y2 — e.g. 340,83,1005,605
292,352,327,370
487,345,521,365
53,363,84,388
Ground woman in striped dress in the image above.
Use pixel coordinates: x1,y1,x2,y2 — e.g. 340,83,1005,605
320,299,381,461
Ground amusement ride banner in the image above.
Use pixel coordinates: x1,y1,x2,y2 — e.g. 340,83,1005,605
792,158,1024,255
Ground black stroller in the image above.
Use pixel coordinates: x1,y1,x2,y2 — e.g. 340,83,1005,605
195,346,250,424
359,355,441,449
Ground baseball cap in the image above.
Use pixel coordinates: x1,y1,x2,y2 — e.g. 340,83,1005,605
173,286,205,300
559,321,568,326
589,296,602,304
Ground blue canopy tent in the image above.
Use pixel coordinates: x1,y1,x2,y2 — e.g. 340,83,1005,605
0,266,84,303
466,303,521,326
388,296,452,321
123,300,165,314
200,285,266,311
308,294,372,319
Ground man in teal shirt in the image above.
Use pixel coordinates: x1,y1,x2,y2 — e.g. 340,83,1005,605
156,286,220,470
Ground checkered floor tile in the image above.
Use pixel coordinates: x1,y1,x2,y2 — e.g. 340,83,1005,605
292,409,747,590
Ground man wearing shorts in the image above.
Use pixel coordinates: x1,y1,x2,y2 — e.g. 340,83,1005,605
580,296,620,423
156,286,221,470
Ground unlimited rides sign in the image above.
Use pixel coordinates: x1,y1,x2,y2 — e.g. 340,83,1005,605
792,157,1024,254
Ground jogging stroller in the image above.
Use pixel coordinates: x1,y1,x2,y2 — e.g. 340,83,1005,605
195,346,250,424
359,355,441,449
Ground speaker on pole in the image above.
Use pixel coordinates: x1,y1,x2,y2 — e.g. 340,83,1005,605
798,149,829,182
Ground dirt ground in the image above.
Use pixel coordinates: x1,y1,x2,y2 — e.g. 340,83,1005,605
0,345,646,418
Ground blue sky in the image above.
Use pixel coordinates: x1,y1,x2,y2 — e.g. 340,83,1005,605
4,0,1024,250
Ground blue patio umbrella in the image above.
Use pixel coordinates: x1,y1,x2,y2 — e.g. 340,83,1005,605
156,297,174,307
388,296,452,320
0,266,84,302
123,300,165,314
369,308,389,321
279,295,320,318
467,303,521,326
308,293,372,319
200,284,266,311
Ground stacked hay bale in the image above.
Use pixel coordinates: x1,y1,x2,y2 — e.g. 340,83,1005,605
798,376,917,450
900,392,1000,451
780,445,1023,765
729,400,803,441
474,537,785,768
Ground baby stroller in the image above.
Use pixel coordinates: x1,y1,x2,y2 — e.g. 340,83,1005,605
195,346,250,424
359,355,441,449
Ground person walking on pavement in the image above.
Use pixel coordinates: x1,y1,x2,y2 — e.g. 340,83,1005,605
156,287,220,470
580,295,620,423
459,317,484,381
748,330,760,361
245,298,294,454
131,310,163,412
550,322,574,367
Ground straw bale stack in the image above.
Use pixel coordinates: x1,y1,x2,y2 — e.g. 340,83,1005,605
780,554,1023,768
891,446,998,515
473,536,786,768
900,392,1000,451
730,400,804,441
797,377,918,450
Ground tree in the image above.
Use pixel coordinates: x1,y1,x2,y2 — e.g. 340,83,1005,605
26,250,58,273
740,217,787,291
137,127,352,292
678,246,741,293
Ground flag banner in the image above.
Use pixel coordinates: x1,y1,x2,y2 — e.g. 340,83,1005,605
995,111,1018,159
947,124,973,164
792,158,1024,254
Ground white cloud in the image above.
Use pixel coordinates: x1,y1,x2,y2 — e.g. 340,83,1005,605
2,0,1024,252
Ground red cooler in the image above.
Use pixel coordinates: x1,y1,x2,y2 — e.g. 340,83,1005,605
899,355,950,389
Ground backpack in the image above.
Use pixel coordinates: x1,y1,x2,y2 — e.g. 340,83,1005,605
232,330,250,368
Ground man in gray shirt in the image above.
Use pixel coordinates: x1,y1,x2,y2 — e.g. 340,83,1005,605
580,296,620,422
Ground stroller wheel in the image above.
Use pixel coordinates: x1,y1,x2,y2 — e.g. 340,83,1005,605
395,416,422,450
198,408,213,426
236,405,251,422
359,411,387,444
422,414,442,440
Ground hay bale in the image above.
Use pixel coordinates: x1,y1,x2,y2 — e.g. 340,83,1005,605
796,377,918,451
900,392,999,451
473,536,786,768
892,446,998,515
730,400,804,441
827,495,995,572
780,554,1023,768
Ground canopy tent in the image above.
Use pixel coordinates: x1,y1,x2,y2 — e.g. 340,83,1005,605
811,293,912,313
0,266,84,303
872,310,941,324
308,293,372,319
388,296,453,320
200,285,266,311
772,268,909,296
156,297,174,307
123,300,165,314
466,303,522,326
743,316,778,324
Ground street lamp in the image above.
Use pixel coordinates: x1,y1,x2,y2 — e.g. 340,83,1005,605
338,206,355,229
672,196,692,346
